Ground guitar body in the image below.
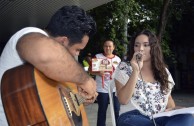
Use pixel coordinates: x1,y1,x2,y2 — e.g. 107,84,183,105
1,64,89,126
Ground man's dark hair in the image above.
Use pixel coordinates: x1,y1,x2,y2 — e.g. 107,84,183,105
45,5,96,45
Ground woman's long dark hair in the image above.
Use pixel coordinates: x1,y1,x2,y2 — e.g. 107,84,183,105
128,30,170,93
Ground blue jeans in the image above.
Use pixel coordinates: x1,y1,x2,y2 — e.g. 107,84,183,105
118,110,194,126
97,92,120,126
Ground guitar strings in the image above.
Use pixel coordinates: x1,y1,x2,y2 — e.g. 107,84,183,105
61,93,84,108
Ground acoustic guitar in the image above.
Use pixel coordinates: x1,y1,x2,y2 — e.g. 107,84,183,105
1,64,89,126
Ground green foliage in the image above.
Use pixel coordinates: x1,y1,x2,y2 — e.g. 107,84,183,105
83,60,89,67
85,0,188,63
160,33,176,64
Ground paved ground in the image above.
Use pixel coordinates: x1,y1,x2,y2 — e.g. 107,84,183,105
85,91,194,126
85,103,114,126
172,91,194,107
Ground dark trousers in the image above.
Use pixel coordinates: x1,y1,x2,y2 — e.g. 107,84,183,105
118,110,194,126
97,92,120,126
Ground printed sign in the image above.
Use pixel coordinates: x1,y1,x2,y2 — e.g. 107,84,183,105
91,58,113,72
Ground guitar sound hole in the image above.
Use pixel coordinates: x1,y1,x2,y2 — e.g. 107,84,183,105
58,86,83,126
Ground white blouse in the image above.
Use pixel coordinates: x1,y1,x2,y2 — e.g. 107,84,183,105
114,62,175,116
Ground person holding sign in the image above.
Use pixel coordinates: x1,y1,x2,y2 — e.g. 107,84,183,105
90,40,121,126
114,29,194,126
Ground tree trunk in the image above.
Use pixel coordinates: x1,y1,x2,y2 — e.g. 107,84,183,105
157,0,171,43
123,16,128,60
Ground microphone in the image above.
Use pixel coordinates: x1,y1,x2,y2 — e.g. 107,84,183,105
136,53,142,61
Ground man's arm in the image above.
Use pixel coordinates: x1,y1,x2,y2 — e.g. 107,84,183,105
17,33,88,83
16,33,97,99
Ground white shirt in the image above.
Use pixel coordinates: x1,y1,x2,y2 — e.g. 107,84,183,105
114,62,175,116
94,53,121,93
0,27,48,126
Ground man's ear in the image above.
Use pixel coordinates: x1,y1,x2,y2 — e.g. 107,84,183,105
57,36,69,47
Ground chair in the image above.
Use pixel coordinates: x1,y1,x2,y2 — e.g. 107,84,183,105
108,80,116,126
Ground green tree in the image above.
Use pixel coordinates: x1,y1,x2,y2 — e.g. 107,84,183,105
86,0,183,63
87,0,141,59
